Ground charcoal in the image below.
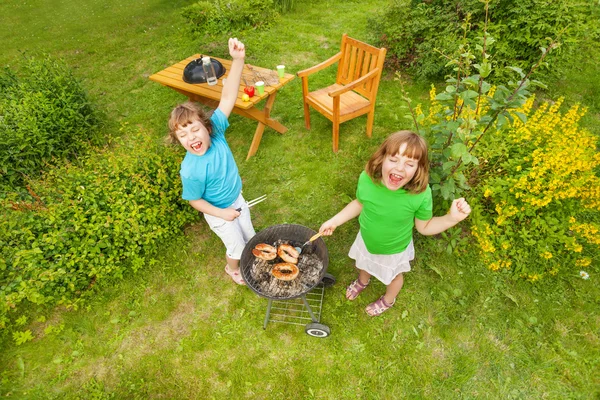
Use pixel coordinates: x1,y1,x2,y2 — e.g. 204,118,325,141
245,240,324,299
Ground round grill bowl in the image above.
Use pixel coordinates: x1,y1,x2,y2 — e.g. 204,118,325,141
240,224,329,300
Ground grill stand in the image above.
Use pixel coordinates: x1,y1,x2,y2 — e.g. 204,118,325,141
262,273,336,337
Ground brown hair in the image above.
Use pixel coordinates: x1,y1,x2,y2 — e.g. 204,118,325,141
365,130,429,193
165,101,212,145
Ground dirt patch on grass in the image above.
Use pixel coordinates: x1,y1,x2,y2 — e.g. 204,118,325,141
121,299,197,354
63,295,202,390
184,221,210,240
486,330,510,352
286,51,328,68
29,306,69,339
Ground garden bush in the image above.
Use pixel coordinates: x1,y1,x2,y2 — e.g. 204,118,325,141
415,89,599,280
371,0,598,82
0,125,198,331
471,96,599,280
181,0,279,35
0,54,102,193
397,3,598,280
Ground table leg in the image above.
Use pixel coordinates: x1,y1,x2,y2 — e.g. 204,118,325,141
247,122,266,160
234,92,285,159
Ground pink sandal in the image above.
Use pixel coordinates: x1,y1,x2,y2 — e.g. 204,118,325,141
365,296,395,317
346,278,370,300
225,265,245,285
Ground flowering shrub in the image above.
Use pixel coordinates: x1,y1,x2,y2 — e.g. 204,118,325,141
416,90,599,279
471,97,599,280
398,2,598,280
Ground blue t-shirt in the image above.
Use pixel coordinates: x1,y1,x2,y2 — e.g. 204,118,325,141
179,109,242,208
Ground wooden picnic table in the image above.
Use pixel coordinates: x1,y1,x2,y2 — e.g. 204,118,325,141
149,55,295,159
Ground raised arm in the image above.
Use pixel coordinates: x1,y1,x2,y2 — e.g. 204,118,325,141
218,38,246,118
319,199,363,236
415,198,471,236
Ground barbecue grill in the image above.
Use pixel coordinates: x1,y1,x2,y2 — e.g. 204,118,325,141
240,224,336,337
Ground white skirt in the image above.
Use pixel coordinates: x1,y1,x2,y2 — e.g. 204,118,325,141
348,231,414,285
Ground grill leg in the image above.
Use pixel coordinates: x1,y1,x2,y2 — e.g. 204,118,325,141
263,299,273,329
301,295,318,323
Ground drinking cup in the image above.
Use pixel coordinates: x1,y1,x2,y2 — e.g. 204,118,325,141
255,81,265,95
276,65,285,78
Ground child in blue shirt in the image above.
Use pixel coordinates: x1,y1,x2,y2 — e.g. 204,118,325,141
166,38,253,285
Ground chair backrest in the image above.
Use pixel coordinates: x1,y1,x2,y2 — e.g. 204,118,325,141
336,34,387,101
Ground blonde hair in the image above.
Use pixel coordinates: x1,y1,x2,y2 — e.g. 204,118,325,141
165,102,212,145
365,130,429,193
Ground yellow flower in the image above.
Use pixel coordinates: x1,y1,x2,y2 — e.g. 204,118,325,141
576,258,591,267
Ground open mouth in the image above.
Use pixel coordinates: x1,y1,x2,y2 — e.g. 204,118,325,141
387,173,404,188
190,141,203,152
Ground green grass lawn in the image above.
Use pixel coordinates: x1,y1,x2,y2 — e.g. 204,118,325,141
1,0,599,398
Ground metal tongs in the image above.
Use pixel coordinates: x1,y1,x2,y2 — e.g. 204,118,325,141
297,232,324,254
236,194,267,212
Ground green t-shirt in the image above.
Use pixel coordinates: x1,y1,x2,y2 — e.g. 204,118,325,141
356,171,433,255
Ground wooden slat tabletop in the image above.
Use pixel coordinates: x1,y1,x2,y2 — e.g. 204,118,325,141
149,55,295,110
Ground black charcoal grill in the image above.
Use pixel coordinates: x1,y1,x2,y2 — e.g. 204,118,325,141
240,224,335,337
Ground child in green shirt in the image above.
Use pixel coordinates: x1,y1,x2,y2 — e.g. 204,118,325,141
319,131,471,316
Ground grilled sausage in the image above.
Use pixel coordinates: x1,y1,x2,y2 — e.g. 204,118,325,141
277,244,299,264
271,263,299,281
252,243,277,261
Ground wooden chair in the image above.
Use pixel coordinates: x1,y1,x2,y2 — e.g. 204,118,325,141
297,34,387,152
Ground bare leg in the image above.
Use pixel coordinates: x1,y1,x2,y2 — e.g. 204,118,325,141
224,255,245,285
383,273,404,305
358,269,372,286
226,255,240,272
346,268,373,300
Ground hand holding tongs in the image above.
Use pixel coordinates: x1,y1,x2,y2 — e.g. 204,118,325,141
236,194,267,212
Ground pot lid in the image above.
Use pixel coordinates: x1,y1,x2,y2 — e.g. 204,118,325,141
182,57,226,84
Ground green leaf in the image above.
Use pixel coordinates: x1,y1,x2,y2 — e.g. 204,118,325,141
459,90,479,100
435,92,453,101
475,62,492,78
442,161,455,172
506,66,525,79
462,153,473,165
462,76,479,88
514,111,527,124
497,113,508,130
501,290,519,306
440,181,456,200
480,81,492,94
450,143,468,158
428,265,443,278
